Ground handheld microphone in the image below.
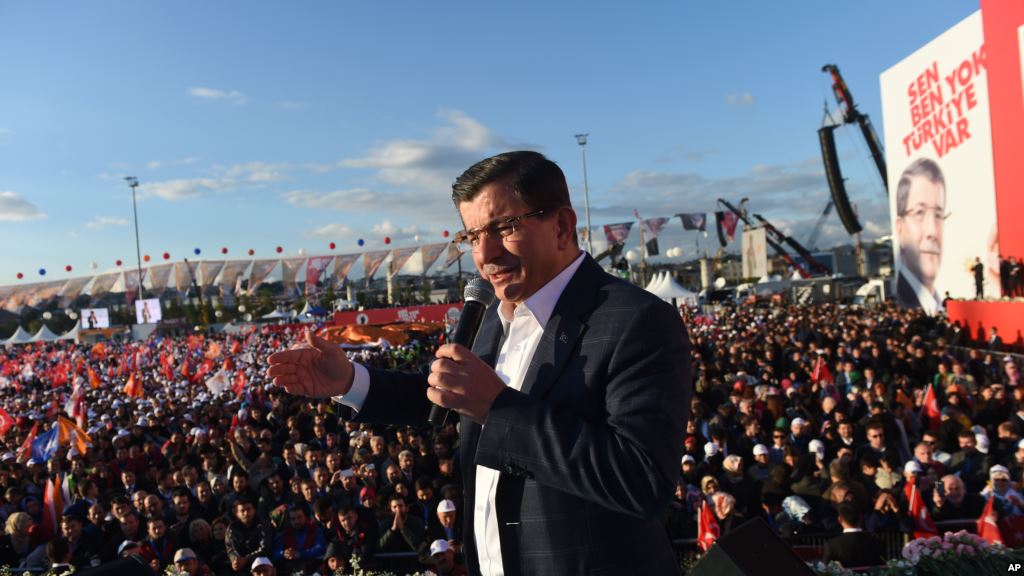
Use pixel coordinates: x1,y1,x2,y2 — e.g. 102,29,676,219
428,278,495,426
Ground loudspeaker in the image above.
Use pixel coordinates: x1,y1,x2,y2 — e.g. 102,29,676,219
818,126,863,235
688,517,815,576
73,556,154,576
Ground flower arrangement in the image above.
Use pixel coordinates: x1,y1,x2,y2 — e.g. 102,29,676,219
809,560,857,576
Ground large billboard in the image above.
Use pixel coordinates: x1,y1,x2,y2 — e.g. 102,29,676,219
135,298,162,324
881,11,999,314
80,308,110,329
741,227,768,279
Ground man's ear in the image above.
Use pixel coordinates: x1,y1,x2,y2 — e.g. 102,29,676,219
555,206,578,250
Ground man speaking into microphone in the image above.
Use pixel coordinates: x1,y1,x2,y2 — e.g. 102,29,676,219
266,151,692,575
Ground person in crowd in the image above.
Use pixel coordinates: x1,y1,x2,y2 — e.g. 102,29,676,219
930,474,986,521
270,505,325,574
378,493,425,554
823,502,887,568
173,547,213,576
225,497,273,574
427,538,469,576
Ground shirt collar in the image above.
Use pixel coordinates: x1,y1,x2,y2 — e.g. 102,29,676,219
842,527,863,533
498,251,585,327
899,265,939,314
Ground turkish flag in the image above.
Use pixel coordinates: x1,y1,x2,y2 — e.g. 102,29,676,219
905,484,938,539
232,371,247,398
977,495,1003,545
123,372,143,399
87,367,101,390
923,383,942,432
697,500,720,553
811,356,833,384
1000,515,1024,549
0,405,15,436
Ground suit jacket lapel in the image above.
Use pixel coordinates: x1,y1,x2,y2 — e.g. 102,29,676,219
519,255,600,399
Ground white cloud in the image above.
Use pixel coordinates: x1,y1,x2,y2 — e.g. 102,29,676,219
725,92,755,107
139,178,231,200
188,86,248,105
86,216,129,230
0,191,45,221
222,162,289,183
146,157,199,170
308,223,356,239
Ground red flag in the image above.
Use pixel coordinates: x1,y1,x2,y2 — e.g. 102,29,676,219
232,371,247,398
923,383,941,432
811,356,833,384
222,357,235,372
905,483,937,539
978,495,1003,544
1000,515,1024,549
722,211,739,240
0,405,14,436
230,339,242,355
180,358,192,379
40,474,64,541
17,422,38,464
697,500,720,552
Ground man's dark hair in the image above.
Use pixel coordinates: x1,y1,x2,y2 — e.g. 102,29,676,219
896,157,945,215
233,496,256,510
415,477,433,492
389,492,407,505
836,501,861,527
171,487,191,500
46,536,71,564
313,496,334,518
451,151,572,214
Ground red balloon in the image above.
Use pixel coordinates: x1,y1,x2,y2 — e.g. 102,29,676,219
162,252,170,260
329,242,336,250
143,254,151,262
16,273,23,279
116,260,122,267
221,247,228,254
276,246,283,253
442,230,450,238
384,237,391,245
248,249,255,256
65,265,72,272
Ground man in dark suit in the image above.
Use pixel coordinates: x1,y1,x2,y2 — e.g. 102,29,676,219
268,151,692,575
893,158,946,315
823,502,886,568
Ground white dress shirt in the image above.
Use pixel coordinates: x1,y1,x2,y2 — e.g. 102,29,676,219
898,264,940,315
334,251,584,576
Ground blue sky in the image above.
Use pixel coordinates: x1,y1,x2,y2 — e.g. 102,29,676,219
0,1,979,283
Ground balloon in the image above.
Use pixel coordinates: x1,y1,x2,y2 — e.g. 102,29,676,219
162,252,170,260
414,235,421,243
298,248,306,256
442,230,450,238
38,268,46,276
384,237,391,245
248,249,255,256
276,246,283,254
143,254,151,262
329,242,336,250
357,239,365,247
43,312,52,320
221,247,228,255
193,248,201,255
116,260,122,267
16,273,22,279
90,262,98,270
65,265,72,272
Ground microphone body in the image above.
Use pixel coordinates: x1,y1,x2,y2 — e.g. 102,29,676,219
428,278,495,425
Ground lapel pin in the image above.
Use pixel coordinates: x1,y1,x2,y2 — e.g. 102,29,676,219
559,332,568,343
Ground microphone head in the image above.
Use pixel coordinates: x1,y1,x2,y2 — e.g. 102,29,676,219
464,278,495,307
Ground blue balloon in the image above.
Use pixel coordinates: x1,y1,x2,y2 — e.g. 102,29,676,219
38,268,46,276
357,239,365,246
193,248,201,255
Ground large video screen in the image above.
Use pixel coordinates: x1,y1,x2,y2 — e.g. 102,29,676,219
80,308,110,330
135,298,162,324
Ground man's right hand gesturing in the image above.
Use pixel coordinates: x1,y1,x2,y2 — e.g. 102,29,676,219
267,329,354,398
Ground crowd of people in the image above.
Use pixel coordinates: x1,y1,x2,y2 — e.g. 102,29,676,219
0,299,1019,574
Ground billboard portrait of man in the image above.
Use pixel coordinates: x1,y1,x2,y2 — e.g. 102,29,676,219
894,158,948,314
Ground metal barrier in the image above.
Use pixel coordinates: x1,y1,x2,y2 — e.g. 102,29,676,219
373,551,427,574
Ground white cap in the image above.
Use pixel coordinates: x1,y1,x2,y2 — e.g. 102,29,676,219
1017,439,1024,451
991,465,1011,479
339,469,354,478
791,417,807,427
251,557,273,570
904,460,923,474
173,548,197,563
430,539,450,556
436,499,456,513
682,455,696,464
704,442,719,457
972,425,987,437
0,453,15,462
753,444,769,456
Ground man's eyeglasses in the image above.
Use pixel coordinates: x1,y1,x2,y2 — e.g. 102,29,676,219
899,206,950,224
453,210,545,251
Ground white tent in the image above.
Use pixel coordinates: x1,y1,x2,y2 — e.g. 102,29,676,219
646,272,699,306
2,326,33,345
58,324,80,342
29,324,59,343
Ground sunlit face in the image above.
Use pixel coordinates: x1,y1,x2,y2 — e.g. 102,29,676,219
458,181,573,306
896,175,945,288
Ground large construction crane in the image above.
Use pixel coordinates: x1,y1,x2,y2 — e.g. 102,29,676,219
717,199,813,279
822,64,887,188
805,201,834,250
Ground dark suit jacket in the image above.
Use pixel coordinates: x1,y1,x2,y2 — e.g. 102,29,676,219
896,271,925,311
823,531,886,568
349,255,692,575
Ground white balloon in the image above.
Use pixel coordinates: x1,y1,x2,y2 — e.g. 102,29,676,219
238,304,247,313
215,310,224,318
625,249,638,262
42,311,52,320
298,248,306,256
714,277,727,289
414,235,421,243
68,311,78,320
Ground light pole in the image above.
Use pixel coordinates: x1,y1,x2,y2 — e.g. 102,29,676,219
574,133,594,255
125,176,144,303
